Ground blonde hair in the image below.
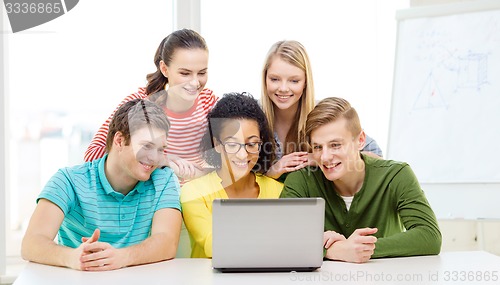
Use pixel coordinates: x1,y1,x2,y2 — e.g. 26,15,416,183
305,97,362,143
261,40,315,154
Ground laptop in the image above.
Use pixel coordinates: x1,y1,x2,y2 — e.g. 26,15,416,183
212,198,325,272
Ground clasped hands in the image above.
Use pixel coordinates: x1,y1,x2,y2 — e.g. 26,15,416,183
323,228,378,263
71,229,126,271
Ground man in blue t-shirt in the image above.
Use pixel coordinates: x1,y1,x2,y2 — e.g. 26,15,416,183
21,99,182,271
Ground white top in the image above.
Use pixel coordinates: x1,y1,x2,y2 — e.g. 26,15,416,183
340,195,354,211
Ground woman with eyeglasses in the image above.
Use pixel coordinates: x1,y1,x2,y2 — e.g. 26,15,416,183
180,92,283,258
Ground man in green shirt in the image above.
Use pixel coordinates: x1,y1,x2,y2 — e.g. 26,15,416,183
281,97,441,263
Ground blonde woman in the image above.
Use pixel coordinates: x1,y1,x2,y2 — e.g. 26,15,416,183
261,40,382,181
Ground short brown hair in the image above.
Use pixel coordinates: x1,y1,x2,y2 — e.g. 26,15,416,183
105,99,170,152
305,97,361,143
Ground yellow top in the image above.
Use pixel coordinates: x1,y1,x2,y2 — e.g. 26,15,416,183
180,171,283,258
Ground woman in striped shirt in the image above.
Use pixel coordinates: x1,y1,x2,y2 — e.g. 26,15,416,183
84,29,218,184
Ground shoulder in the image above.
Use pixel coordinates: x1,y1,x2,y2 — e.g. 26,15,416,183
256,174,283,191
285,167,322,183
53,160,95,183
183,171,217,186
38,161,97,209
150,167,177,182
136,87,147,96
363,154,409,173
180,171,220,202
149,167,180,191
198,88,218,105
199,88,216,99
121,87,148,103
363,134,383,157
363,155,419,187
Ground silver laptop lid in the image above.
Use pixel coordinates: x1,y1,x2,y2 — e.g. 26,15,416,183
212,198,325,272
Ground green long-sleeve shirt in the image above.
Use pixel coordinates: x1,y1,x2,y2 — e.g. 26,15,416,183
281,154,442,258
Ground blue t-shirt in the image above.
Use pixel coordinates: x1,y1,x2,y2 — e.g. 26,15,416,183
38,154,181,248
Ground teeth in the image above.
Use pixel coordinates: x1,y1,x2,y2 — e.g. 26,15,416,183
141,162,153,170
233,161,248,167
325,162,340,169
277,95,291,99
185,88,198,94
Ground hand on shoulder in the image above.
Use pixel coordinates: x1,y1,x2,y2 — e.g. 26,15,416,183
265,151,313,179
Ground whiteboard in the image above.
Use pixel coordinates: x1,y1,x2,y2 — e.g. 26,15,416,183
387,1,500,183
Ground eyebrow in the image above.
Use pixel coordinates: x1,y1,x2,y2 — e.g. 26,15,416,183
178,67,208,72
222,135,261,141
267,72,304,78
312,139,343,145
138,139,166,146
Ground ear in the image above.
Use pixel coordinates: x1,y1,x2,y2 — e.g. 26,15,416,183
213,138,223,154
159,60,168,78
356,130,366,151
113,131,126,151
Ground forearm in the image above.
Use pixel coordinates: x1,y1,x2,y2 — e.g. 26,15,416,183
203,234,213,258
183,218,213,258
193,166,214,180
21,234,76,268
181,193,214,258
324,240,369,263
121,232,178,267
372,227,442,258
324,241,342,261
379,165,441,258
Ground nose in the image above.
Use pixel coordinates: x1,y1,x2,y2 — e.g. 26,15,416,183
278,82,289,92
189,76,200,88
235,145,248,160
320,147,332,164
145,149,160,165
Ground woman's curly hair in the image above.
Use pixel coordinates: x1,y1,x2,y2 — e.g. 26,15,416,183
200,92,275,173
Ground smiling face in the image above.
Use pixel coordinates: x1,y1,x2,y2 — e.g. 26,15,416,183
215,119,261,181
265,56,306,112
119,126,168,183
310,118,365,182
161,48,208,103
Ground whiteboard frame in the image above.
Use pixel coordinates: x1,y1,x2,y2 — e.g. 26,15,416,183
387,0,500,184
396,0,500,20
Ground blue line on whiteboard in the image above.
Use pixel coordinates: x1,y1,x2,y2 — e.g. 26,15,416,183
413,51,489,111
456,52,488,91
413,71,448,110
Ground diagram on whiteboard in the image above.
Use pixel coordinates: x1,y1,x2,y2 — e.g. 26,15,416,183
413,49,489,111
389,5,500,183
456,51,488,90
413,71,448,110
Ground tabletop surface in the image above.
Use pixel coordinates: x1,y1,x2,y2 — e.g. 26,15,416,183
13,251,500,285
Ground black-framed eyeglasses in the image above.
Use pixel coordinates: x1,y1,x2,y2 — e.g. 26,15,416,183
217,139,262,154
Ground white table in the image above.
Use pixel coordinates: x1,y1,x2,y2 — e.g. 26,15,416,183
13,251,500,285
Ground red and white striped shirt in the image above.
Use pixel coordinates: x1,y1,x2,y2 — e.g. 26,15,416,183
84,87,218,168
